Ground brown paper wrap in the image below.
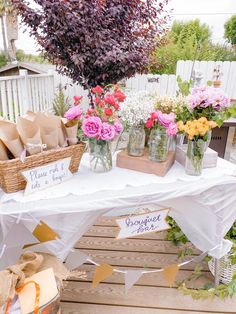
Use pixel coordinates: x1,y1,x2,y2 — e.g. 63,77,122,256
34,113,59,150
45,113,67,147
0,121,24,158
62,118,79,146
17,117,42,155
0,252,85,313
0,139,9,160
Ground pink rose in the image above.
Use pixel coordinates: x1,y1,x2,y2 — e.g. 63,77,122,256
100,122,116,141
64,106,83,120
157,112,175,128
114,120,123,135
167,122,178,136
82,116,102,138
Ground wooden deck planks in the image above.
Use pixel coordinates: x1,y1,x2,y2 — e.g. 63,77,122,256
61,303,228,314
61,216,236,314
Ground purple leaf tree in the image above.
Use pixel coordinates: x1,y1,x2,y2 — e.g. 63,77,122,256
13,0,169,89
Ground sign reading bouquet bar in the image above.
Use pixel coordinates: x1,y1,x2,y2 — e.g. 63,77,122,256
116,208,170,239
22,157,72,195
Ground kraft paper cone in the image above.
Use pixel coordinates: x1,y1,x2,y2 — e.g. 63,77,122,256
62,118,78,146
17,117,42,155
163,264,179,288
24,111,37,121
35,113,59,150
0,139,9,160
0,120,24,158
45,112,67,147
92,264,114,288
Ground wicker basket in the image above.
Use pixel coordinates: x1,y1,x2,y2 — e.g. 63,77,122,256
208,251,236,284
0,142,86,193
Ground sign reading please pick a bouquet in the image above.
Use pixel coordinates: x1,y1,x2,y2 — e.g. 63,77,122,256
116,209,170,239
22,157,72,195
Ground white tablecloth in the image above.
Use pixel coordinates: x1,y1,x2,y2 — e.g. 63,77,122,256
0,154,236,262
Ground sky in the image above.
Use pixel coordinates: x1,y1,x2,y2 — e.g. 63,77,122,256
2,0,236,55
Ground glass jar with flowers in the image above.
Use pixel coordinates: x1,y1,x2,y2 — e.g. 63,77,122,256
82,85,125,173
119,91,156,156
145,111,178,162
187,86,231,151
177,118,218,176
155,94,189,150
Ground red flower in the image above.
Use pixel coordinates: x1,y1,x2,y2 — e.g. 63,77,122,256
113,103,120,110
104,93,117,105
151,111,158,120
94,96,101,104
145,119,153,129
114,90,126,102
73,96,83,105
104,108,113,116
98,100,105,108
91,85,104,95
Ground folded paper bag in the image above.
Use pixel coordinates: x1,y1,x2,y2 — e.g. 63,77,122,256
62,118,78,146
34,113,59,150
17,117,42,155
45,113,67,148
0,120,24,158
0,139,9,160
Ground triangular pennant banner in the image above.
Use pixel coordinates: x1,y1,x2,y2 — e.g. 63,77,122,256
92,264,114,288
33,220,60,243
125,270,143,292
163,264,179,288
2,223,39,248
65,250,89,270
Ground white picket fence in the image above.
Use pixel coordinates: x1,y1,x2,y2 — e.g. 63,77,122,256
0,70,54,121
54,60,236,102
0,60,235,122
176,60,236,98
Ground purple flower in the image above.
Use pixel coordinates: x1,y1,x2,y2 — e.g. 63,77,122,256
114,120,123,135
82,116,102,138
100,122,116,141
187,87,230,111
167,122,178,136
64,106,83,120
157,111,175,128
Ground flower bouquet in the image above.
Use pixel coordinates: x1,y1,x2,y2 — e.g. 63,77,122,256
145,111,178,162
120,91,156,157
82,85,125,172
177,117,217,175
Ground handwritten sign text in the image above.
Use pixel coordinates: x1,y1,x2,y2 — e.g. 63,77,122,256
22,157,72,195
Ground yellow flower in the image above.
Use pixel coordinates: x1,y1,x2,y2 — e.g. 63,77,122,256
199,117,207,123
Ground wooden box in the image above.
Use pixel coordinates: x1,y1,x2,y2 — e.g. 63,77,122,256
116,149,175,177
176,145,218,168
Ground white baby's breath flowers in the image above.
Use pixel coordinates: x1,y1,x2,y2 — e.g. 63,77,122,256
120,90,157,127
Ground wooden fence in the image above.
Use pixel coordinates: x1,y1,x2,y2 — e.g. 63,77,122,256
0,60,235,122
0,69,54,121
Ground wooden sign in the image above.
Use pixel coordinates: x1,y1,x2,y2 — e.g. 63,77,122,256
22,157,72,195
116,209,170,239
